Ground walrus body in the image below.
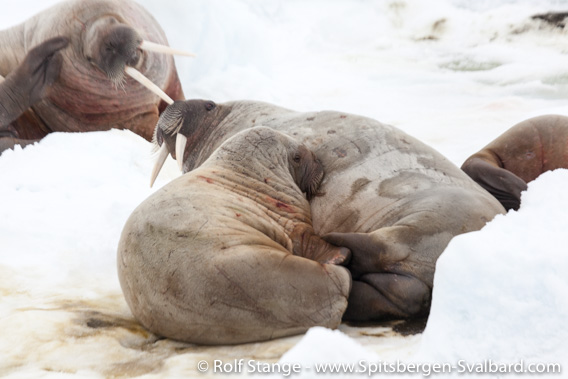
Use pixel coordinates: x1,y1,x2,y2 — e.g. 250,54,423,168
118,127,351,345
153,100,506,322
462,115,568,211
0,0,184,151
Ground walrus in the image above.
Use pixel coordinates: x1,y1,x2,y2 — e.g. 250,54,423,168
118,126,351,345
0,0,191,153
0,37,69,151
462,115,568,211
149,100,505,323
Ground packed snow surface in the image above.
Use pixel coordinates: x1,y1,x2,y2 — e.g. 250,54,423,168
1,0,567,377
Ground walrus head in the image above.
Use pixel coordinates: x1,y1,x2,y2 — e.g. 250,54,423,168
83,16,193,99
243,127,325,200
215,127,325,201
84,19,142,89
150,100,233,186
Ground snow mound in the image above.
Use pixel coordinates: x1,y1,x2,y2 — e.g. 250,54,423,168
276,327,379,378
420,169,568,370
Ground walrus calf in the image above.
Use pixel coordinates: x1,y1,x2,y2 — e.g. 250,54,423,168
0,0,190,152
150,100,505,323
118,127,351,345
462,115,568,211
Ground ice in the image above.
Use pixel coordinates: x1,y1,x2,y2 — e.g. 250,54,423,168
1,0,567,377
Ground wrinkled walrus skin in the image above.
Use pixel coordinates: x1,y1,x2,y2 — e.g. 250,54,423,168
462,115,568,211
153,100,506,322
118,127,351,345
0,0,184,152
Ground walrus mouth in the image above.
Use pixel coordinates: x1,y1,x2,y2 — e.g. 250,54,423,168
149,103,185,187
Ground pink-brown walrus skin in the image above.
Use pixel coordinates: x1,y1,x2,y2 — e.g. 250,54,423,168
118,127,351,345
0,0,184,152
462,115,568,211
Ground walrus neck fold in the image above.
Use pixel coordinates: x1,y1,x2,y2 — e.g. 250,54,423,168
203,150,306,206
198,165,313,230
181,105,235,171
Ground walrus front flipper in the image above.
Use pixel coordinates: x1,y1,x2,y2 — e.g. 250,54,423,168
291,226,351,265
323,229,410,279
0,37,69,152
461,157,527,211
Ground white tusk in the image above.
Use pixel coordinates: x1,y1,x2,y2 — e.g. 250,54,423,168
150,143,169,188
175,133,188,171
124,66,174,105
140,40,196,57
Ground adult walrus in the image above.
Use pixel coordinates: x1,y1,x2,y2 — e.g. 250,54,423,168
462,115,568,211
0,0,189,152
118,126,351,345
150,100,505,323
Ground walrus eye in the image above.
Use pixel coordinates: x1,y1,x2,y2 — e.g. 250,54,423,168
205,101,216,111
293,153,301,163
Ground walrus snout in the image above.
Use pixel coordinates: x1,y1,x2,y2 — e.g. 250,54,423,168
86,23,143,88
100,24,143,69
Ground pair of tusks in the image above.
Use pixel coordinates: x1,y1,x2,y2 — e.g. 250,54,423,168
124,40,194,104
124,40,191,187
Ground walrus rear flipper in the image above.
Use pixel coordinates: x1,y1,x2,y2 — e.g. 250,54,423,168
461,157,527,211
344,274,431,321
323,229,432,321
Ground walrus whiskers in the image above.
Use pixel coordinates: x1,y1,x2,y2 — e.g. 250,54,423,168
140,40,196,57
149,104,187,186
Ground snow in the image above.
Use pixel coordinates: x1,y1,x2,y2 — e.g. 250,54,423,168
420,169,568,366
1,0,568,377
